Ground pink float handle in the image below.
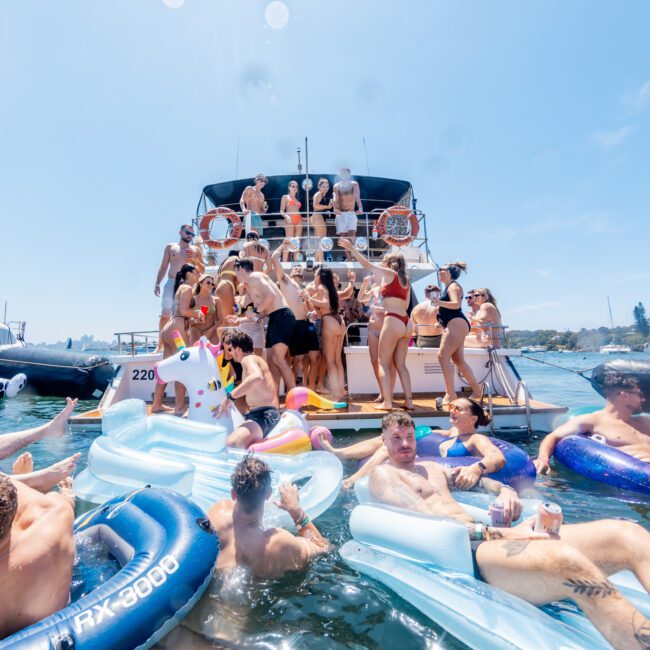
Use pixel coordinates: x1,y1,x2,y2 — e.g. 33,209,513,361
285,387,347,411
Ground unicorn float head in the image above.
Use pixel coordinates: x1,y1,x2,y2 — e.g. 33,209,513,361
153,333,243,430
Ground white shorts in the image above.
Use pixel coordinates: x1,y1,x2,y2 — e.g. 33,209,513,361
336,211,357,234
161,278,175,316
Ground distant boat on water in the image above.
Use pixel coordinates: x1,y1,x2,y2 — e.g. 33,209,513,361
599,296,631,354
521,345,546,353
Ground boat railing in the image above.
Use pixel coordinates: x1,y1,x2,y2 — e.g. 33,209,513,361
194,204,431,265
113,330,160,356
514,379,533,434
479,381,495,435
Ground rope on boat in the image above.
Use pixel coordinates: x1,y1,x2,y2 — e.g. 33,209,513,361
0,358,110,373
519,353,597,381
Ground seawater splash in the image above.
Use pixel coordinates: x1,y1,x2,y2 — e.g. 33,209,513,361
265,1,290,30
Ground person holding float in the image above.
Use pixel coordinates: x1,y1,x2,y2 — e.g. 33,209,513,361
435,262,481,404
214,330,281,448
339,238,413,411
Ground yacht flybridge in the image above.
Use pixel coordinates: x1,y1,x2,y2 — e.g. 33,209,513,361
71,170,566,433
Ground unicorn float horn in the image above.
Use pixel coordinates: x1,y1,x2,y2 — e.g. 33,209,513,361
285,387,347,411
171,330,186,351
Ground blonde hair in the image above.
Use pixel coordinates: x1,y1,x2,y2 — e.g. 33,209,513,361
382,253,409,288
475,288,498,308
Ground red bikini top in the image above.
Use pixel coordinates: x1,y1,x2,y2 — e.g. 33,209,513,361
381,275,409,300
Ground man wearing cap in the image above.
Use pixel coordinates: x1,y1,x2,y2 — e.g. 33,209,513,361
239,174,269,235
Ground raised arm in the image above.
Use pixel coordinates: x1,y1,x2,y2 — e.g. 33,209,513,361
534,415,595,474
271,242,287,282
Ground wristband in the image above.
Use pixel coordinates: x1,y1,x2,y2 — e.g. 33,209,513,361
477,461,488,474
474,523,483,541
296,515,310,530
227,392,236,402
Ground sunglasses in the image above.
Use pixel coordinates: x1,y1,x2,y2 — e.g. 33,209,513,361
450,404,471,414
257,179,267,184
183,230,195,236
466,296,474,300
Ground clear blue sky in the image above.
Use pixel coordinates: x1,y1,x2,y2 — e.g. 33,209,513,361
1,1,648,343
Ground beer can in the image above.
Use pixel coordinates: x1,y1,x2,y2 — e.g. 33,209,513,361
534,502,563,535
488,499,512,528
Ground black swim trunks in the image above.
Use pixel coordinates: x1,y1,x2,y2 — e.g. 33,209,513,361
415,333,442,348
470,539,484,578
289,318,320,356
265,307,296,348
244,406,281,438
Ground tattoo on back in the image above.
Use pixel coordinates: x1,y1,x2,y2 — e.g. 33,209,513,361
562,578,615,598
501,540,530,557
633,611,650,649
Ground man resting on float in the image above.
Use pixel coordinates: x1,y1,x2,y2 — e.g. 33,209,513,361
371,410,650,650
214,330,280,449
534,373,649,473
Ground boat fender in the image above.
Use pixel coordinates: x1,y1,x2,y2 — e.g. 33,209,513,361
0,373,27,399
199,207,243,250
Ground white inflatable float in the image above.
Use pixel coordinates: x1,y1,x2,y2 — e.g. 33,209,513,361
340,478,649,650
0,373,26,399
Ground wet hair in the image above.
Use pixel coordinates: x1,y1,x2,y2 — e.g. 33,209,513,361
458,398,492,427
231,454,272,513
173,264,196,296
0,476,17,540
602,373,640,397
382,253,409,288
229,329,254,354
440,261,468,280
381,409,415,432
424,284,441,297
234,258,254,273
316,266,339,313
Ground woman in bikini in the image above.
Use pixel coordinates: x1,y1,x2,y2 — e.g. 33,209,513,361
319,398,505,490
280,180,302,262
311,177,332,262
241,231,271,274
189,274,218,345
306,265,346,401
227,282,265,356
152,263,202,415
436,262,481,404
470,288,503,348
339,238,413,411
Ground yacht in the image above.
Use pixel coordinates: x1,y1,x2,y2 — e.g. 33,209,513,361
599,343,632,354
71,170,566,433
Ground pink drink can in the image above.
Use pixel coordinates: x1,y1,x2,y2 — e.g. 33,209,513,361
488,499,511,528
185,247,193,259
534,502,563,535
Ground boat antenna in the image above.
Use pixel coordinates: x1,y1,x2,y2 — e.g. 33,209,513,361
607,296,615,329
3,301,6,324
235,135,240,178
304,136,311,221
296,147,302,174
362,136,370,174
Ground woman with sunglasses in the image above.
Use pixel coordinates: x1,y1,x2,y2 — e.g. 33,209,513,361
312,177,333,262
470,288,503,348
152,264,202,415
340,238,414,410
189,274,219,345
317,399,507,491
280,180,302,262
436,262,481,404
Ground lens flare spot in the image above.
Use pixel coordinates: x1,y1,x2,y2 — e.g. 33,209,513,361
162,0,185,8
265,1,289,30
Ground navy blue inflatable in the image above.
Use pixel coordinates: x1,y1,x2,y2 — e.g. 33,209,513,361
416,430,536,490
1,488,219,650
555,435,650,495
591,359,650,413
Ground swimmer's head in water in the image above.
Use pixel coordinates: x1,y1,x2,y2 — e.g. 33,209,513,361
0,475,17,540
231,455,272,513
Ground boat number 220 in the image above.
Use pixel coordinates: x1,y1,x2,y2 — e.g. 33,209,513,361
132,368,156,381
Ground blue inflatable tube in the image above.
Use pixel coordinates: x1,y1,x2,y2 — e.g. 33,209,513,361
555,435,650,495
1,488,219,650
415,430,536,490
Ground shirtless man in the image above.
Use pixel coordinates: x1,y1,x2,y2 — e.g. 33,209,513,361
215,330,280,448
271,242,320,390
411,285,443,348
534,373,649,473
214,253,239,337
1,397,80,492
240,231,271,273
370,410,650,650
239,174,268,235
333,168,363,260
234,258,296,393
207,455,329,578
154,224,205,337
0,475,75,638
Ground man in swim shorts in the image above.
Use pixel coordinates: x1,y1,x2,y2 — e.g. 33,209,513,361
234,257,297,394
215,330,280,448
206,455,330,578
154,224,205,344
0,475,75,638
370,410,650,650
239,173,269,235
333,168,363,260
411,285,443,348
534,372,650,473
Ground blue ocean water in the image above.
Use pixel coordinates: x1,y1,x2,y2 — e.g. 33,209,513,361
0,352,647,649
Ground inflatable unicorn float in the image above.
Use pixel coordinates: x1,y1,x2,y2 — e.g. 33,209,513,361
75,333,344,524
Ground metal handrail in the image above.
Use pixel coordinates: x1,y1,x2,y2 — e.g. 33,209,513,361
480,381,495,435
514,379,533,434
114,330,160,356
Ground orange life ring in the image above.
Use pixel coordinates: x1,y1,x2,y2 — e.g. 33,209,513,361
199,207,243,250
375,206,419,247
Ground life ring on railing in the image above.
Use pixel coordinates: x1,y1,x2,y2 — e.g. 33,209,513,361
199,207,243,250
375,206,419,247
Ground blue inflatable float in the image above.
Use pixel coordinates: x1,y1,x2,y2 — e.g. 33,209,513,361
415,429,536,490
1,487,219,650
555,435,650,495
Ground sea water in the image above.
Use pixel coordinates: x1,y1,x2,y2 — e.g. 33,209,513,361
1,352,648,649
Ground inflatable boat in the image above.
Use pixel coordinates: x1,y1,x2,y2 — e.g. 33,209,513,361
0,488,218,650
340,479,649,650
74,399,343,527
591,359,650,412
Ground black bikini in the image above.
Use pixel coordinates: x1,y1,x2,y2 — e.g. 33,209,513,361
437,281,469,328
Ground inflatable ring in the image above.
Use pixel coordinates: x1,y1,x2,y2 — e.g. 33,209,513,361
199,207,243,250
249,428,312,454
375,206,419,247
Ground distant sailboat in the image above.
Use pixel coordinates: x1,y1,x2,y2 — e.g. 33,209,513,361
600,296,631,354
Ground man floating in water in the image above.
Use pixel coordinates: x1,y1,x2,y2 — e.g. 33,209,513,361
534,372,649,473
370,410,650,650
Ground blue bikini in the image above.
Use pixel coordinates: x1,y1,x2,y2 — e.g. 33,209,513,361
444,437,471,457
